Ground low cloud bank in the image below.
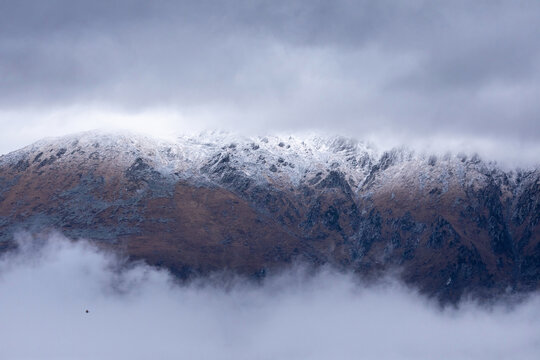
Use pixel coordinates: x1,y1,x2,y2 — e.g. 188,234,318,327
1,233,539,360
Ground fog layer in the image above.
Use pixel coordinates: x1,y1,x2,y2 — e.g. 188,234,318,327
1,233,539,360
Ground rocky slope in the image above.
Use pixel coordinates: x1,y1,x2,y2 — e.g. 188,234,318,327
0,131,539,302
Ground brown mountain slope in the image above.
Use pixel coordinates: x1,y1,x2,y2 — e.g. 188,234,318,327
0,132,538,302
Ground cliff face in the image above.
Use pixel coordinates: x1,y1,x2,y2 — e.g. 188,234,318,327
0,131,539,302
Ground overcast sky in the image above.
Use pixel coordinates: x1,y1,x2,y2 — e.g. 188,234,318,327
0,1,539,163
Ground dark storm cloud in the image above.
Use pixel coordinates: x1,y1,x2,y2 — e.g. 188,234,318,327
0,0,539,156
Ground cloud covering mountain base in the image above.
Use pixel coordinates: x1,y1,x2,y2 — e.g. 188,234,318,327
1,233,539,360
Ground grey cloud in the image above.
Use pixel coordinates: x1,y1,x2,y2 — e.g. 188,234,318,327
1,233,540,359
0,1,539,159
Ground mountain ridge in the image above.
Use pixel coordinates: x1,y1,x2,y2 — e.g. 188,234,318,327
0,131,539,303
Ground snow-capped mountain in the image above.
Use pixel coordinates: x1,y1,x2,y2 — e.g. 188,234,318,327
0,131,539,303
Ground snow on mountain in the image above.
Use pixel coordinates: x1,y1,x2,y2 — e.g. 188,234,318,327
3,130,532,193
